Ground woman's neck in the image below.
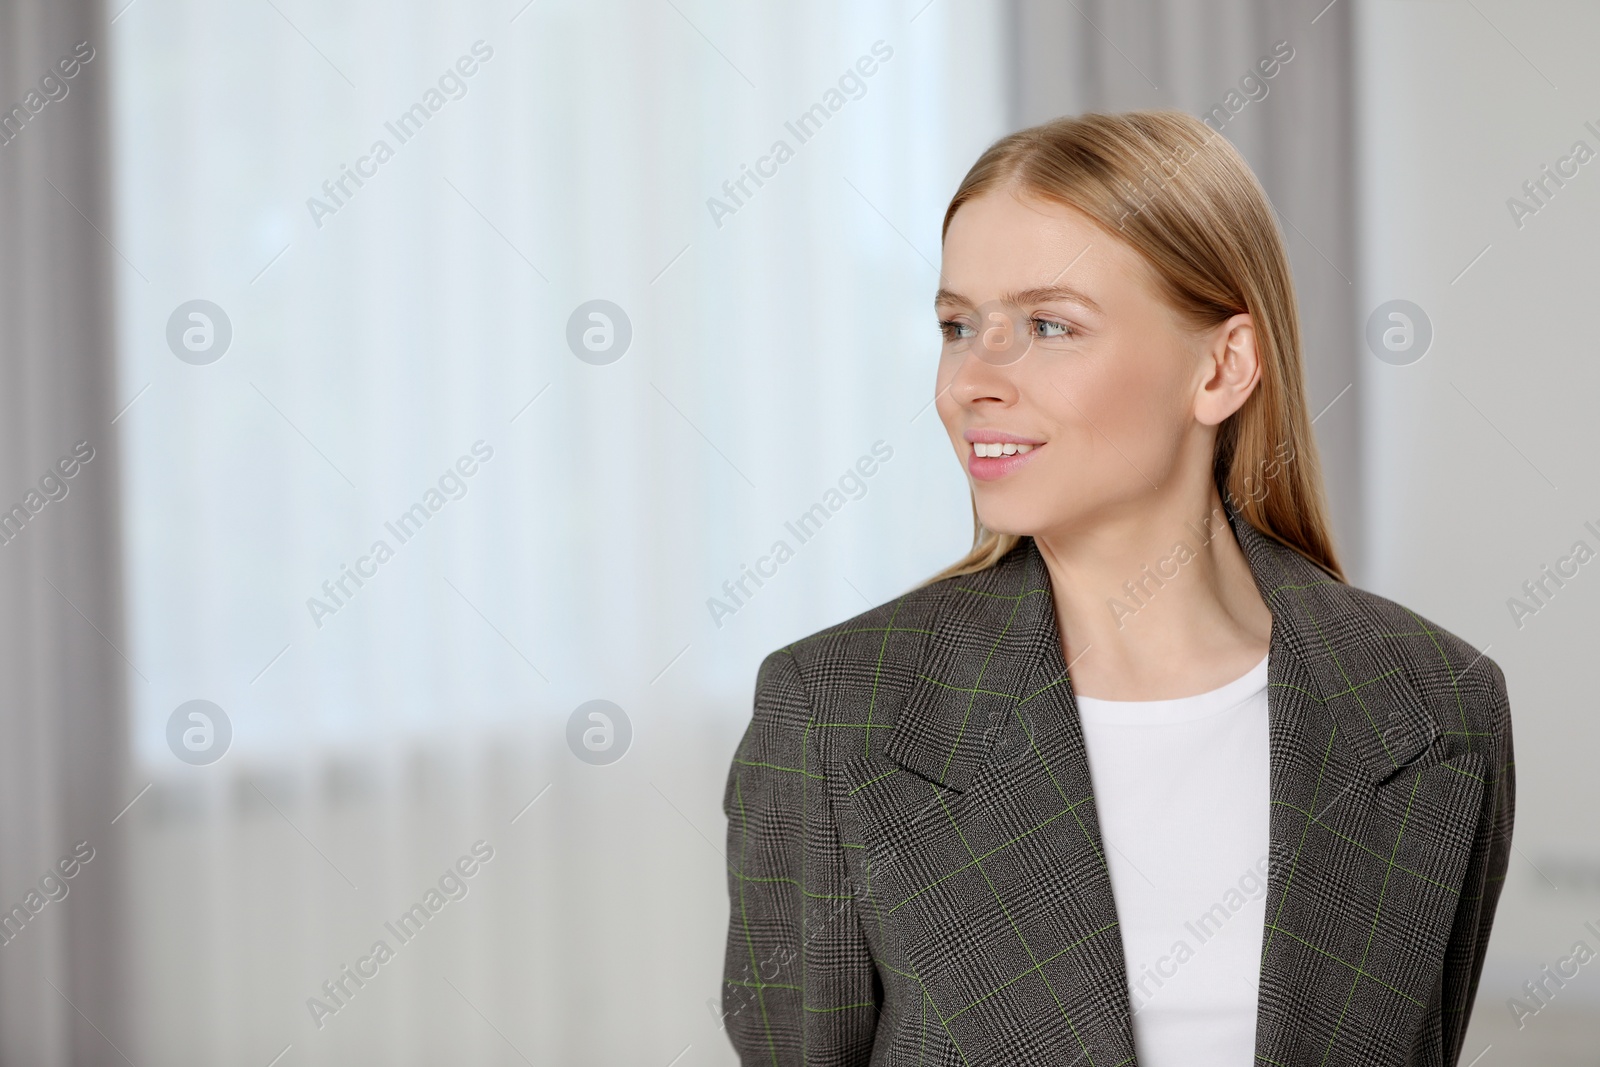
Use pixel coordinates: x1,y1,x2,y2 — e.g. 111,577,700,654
1034,488,1273,701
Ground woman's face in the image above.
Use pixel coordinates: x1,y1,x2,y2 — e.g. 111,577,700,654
934,186,1254,539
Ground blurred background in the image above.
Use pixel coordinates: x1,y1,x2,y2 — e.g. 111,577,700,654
0,0,1594,1062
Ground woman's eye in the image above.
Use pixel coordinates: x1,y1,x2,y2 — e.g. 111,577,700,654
938,319,974,341
1033,318,1072,338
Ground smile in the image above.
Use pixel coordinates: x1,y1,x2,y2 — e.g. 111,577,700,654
967,441,1044,481
972,441,1035,457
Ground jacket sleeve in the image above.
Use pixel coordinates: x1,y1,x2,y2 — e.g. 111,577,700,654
1439,660,1516,1063
720,648,880,1067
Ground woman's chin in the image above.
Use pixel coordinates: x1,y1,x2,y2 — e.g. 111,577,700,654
972,504,1045,539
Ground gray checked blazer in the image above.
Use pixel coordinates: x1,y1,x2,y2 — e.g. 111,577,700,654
721,508,1514,1066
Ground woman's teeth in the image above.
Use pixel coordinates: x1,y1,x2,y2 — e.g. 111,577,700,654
973,442,1035,457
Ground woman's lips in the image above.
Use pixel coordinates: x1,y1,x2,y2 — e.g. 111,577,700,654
967,442,1045,482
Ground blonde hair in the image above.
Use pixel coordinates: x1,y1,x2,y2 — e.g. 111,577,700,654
925,109,1345,585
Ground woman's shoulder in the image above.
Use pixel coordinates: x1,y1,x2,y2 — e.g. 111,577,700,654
1306,577,1511,742
752,547,1031,717
1236,519,1510,743
754,579,944,700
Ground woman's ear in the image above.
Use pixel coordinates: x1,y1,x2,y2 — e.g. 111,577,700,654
1194,313,1261,427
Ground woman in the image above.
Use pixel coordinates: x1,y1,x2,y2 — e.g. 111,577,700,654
721,111,1513,1067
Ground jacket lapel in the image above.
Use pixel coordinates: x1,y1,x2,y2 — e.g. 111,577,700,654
1232,514,1488,1065
831,513,1488,1066
833,539,1137,1067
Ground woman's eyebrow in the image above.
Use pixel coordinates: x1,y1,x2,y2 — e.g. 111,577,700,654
933,285,1102,313
1005,285,1103,312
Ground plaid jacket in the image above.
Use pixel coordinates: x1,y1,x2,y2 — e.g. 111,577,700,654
721,510,1514,1066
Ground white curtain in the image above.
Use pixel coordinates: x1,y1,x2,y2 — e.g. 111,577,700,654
109,0,1008,1062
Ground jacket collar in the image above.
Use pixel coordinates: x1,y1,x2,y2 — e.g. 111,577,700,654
886,505,1442,794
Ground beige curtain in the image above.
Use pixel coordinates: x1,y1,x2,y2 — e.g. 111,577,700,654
1008,0,1364,575
0,1,130,1063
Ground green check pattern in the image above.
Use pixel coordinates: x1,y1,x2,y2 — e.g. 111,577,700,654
722,509,1513,1066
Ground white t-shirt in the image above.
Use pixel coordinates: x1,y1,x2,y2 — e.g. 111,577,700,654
1074,653,1271,1067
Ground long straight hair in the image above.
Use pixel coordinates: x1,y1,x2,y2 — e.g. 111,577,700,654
925,110,1345,585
